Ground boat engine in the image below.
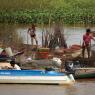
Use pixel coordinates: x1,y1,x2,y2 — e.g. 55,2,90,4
64,61,75,75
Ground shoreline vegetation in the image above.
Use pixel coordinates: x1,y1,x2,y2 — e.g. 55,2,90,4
0,0,94,26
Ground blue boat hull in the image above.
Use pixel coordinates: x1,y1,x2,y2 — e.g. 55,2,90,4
0,70,75,84
0,70,65,76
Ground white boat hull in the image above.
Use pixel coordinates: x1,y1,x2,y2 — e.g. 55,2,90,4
0,75,74,84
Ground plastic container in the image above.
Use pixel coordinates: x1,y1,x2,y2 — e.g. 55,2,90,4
5,47,13,57
36,52,49,59
0,48,3,54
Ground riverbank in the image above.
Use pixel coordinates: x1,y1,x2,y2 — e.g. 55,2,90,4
0,23,95,70
17,44,95,70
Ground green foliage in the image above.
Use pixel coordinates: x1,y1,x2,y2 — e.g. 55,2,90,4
0,0,95,25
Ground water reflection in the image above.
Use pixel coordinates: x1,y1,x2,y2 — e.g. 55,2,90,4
0,84,77,95
0,81,95,95
17,27,85,46
1,23,95,46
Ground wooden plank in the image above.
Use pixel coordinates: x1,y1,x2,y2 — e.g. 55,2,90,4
75,68,95,70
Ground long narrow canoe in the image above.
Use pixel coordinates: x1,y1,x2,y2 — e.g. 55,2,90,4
75,68,95,79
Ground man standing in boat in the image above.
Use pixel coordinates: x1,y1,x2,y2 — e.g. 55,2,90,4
27,24,38,46
82,28,95,58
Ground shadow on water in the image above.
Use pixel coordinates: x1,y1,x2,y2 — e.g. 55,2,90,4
0,83,77,95
0,82,94,95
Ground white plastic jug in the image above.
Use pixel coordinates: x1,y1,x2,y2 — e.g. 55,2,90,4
0,48,3,54
5,47,13,57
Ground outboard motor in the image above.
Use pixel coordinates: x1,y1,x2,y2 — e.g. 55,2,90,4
64,61,75,75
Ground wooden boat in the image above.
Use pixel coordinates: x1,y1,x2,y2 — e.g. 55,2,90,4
63,60,95,79
0,69,75,84
74,68,95,79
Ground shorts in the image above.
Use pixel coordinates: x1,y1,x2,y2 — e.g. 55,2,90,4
31,34,36,37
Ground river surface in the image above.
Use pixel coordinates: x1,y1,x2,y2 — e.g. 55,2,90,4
17,26,86,46
0,79,95,95
16,26,95,46
0,24,95,95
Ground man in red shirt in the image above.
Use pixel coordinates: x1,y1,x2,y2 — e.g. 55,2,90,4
82,28,95,58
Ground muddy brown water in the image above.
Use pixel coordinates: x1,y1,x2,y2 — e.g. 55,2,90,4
0,79,95,95
16,25,95,47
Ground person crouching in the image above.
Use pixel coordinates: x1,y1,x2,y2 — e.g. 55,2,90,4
10,60,21,70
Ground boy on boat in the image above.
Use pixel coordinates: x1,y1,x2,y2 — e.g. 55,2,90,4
10,60,21,70
27,24,38,46
82,28,95,58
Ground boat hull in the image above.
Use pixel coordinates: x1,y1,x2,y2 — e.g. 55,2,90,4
75,68,95,79
75,72,95,79
0,70,75,84
0,76,74,84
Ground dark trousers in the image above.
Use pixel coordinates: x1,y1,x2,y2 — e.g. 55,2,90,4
82,44,91,58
